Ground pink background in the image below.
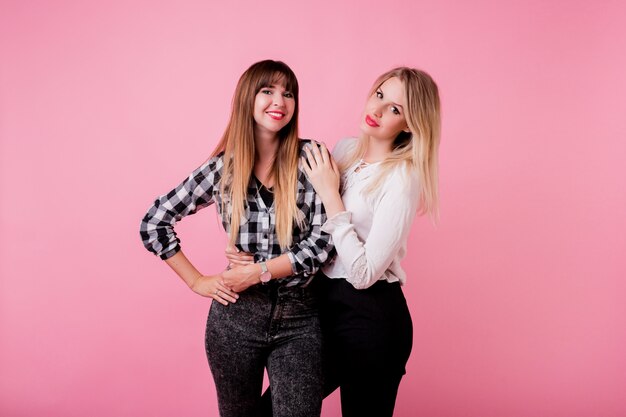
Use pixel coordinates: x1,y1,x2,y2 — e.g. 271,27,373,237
1,1,625,416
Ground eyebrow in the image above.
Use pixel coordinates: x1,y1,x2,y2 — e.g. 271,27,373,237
378,88,404,109
264,84,290,91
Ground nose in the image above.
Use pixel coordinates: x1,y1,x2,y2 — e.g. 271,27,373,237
372,103,383,118
273,93,285,108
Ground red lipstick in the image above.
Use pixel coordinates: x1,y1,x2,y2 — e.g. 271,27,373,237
266,111,285,120
365,115,379,127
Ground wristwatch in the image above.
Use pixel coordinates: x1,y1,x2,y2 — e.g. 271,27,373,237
259,262,272,284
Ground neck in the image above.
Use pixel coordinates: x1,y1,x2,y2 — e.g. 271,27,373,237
254,131,279,185
254,130,280,163
363,135,393,163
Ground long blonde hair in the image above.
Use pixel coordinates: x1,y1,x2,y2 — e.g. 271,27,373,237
211,60,303,248
339,67,441,218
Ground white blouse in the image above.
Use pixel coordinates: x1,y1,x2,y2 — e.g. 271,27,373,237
321,137,420,289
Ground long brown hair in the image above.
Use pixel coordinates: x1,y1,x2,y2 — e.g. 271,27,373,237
211,60,303,248
339,67,441,218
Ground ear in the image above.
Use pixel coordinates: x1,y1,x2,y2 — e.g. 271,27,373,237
402,125,410,133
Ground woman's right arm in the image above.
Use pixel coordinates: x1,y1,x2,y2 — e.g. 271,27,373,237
139,156,238,305
321,176,419,290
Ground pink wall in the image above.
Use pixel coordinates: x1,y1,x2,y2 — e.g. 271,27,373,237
1,1,625,416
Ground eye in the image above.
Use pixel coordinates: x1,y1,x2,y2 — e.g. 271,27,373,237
376,90,383,99
283,91,294,99
260,89,273,95
391,106,401,115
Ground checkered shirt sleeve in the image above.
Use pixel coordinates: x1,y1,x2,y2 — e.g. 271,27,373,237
139,156,222,260
285,168,334,278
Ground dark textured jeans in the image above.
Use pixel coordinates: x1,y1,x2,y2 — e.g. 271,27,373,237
205,281,322,417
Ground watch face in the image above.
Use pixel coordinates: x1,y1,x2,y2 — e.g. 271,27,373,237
260,271,272,283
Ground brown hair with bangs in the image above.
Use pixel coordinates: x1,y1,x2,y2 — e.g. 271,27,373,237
211,60,303,248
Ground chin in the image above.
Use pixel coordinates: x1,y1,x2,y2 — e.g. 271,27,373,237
360,124,376,136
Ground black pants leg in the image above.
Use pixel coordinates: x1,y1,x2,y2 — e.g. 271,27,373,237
320,275,413,417
339,372,403,417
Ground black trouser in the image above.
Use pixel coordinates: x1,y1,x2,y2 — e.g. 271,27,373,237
321,275,413,417
259,274,413,417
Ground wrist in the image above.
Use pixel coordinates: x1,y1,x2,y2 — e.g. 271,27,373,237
322,194,345,218
189,274,205,293
258,261,272,284
318,189,337,203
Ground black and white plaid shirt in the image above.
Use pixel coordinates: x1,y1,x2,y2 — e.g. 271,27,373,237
140,139,334,287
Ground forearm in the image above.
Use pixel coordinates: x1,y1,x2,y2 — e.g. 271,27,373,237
164,250,203,288
222,250,315,291
318,190,345,219
225,253,294,285
266,253,295,279
164,250,237,303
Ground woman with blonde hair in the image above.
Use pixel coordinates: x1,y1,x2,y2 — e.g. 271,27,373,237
140,60,333,417
239,66,441,416
309,67,440,416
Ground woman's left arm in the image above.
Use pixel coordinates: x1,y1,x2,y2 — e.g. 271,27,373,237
283,141,336,276
221,202,334,290
284,190,335,276
221,254,295,292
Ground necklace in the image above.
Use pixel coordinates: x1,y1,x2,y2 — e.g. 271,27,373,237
255,176,274,193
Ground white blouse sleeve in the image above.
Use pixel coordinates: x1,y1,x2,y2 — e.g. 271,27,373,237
321,170,419,289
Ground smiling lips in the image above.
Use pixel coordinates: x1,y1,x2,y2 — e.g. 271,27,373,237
365,115,379,127
266,111,285,120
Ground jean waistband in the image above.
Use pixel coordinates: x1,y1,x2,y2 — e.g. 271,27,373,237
250,277,320,296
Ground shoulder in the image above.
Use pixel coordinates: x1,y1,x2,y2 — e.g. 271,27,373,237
367,165,420,216
297,138,320,155
296,140,315,185
204,151,225,168
383,164,420,198
192,152,225,181
332,137,358,159
298,138,318,147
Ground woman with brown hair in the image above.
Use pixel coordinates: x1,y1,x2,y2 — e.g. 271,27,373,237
140,60,333,417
